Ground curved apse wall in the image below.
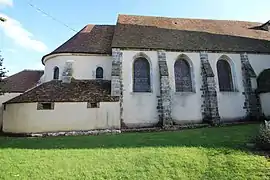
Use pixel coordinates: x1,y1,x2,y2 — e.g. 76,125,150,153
43,54,112,82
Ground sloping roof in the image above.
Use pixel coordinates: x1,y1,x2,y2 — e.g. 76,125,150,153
2,70,44,93
42,15,270,62
112,15,270,53
42,25,115,63
5,80,119,104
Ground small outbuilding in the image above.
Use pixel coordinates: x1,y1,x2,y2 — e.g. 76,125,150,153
3,80,120,133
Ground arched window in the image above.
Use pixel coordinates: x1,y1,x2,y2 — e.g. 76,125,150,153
133,57,151,92
53,66,59,80
217,60,233,91
257,69,270,93
174,59,192,92
96,67,103,79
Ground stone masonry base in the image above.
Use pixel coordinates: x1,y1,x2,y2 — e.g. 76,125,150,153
1,120,261,137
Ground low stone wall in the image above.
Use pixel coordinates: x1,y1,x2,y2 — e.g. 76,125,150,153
1,120,259,137
3,102,120,133
3,129,121,137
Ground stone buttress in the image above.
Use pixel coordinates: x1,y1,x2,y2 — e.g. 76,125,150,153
200,52,220,125
240,53,262,120
111,48,124,127
157,50,173,127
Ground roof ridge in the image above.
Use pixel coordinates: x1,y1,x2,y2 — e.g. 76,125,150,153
22,69,44,72
85,24,115,26
5,69,43,80
118,14,264,24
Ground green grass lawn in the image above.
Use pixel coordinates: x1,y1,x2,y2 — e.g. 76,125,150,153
0,124,269,180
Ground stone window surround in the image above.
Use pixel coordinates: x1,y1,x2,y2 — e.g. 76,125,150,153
130,52,153,94
172,54,196,93
216,55,238,92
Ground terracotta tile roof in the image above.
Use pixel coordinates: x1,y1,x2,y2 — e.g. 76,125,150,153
42,25,115,63
2,70,44,93
42,15,270,61
4,80,119,104
112,15,270,53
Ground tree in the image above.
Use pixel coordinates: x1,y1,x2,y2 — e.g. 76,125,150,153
0,54,7,95
0,17,6,22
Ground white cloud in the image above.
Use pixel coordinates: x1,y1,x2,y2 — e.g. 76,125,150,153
0,14,48,53
0,0,12,7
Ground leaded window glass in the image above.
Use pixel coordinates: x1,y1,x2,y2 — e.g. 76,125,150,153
133,57,151,92
174,59,192,92
96,67,103,79
53,66,59,80
217,60,233,91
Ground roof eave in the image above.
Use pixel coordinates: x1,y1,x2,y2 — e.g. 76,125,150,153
41,52,112,65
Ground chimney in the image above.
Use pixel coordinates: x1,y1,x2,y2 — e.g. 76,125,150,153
62,60,74,83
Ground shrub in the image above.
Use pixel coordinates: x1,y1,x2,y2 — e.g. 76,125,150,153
255,120,270,150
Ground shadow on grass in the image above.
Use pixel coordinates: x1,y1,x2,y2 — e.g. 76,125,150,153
0,124,259,150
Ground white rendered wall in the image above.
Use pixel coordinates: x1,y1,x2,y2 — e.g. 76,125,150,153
121,50,160,127
44,54,112,81
42,51,270,126
0,93,21,129
260,93,270,117
3,102,120,133
208,53,246,121
249,54,270,77
121,50,270,126
166,52,202,124
249,54,270,117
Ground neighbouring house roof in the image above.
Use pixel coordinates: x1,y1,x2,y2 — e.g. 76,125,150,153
4,80,119,104
42,25,115,64
2,70,44,93
112,15,270,53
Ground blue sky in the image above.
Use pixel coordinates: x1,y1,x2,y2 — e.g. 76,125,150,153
0,0,269,75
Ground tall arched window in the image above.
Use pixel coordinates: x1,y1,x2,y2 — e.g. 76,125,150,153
174,59,192,92
133,57,151,92
217,60,233,91
53,66,59,80
96,67,103,79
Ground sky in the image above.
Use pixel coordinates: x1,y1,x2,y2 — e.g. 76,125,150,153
0,0,269,75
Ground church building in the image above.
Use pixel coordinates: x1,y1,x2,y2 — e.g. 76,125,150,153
2,14,270,134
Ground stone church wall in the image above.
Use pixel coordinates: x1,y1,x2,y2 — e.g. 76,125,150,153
208,53,246,122
119,50,270,127
166,52,203,124
43,54,112,82
260,93,270,117
121,50,160,128
249,54,270,118
42,50,270,128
